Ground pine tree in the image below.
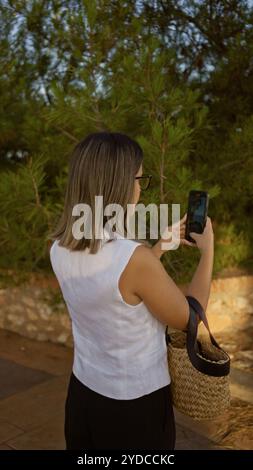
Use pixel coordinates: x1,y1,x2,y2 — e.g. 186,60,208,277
1,0,253,283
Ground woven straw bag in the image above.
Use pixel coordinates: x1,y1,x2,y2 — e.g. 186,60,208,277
166,295,231,420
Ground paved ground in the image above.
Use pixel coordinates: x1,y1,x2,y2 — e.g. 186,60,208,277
0,328,248,450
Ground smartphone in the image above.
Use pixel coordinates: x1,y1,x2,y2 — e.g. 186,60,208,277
185,190,209,243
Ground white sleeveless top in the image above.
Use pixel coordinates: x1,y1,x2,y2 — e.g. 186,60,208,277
49,230,171,399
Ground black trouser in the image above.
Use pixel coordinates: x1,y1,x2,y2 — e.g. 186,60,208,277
65,371,176,450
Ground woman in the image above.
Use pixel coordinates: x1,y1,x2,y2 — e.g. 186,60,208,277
49,132,214,450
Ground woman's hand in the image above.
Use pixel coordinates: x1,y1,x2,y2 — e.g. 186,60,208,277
162,212,197,248
151,212,195,258
189,216,214,254
175,212,197,248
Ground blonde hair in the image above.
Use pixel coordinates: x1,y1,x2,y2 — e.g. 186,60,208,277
49,132,151,253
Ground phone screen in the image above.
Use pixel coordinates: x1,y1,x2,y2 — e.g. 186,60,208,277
186,191,209,242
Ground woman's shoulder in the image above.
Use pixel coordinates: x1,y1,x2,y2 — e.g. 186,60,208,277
120,242,158,275
117,243,158,305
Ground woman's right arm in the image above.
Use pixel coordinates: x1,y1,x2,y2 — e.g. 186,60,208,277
130,217,214,330
185,245,214,312
185,217,214,312
131,246,191,330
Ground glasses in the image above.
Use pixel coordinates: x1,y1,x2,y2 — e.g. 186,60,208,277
135,174,152,190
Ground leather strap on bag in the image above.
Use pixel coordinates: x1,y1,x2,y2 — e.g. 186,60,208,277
186,295,220,348
166,295,230,377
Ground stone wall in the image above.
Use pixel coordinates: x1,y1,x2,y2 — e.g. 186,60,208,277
181,275,253,334
0,274,73,347
0,272,253,348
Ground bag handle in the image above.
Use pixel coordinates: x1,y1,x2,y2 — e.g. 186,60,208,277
166,295,230,377
185,295,220,348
